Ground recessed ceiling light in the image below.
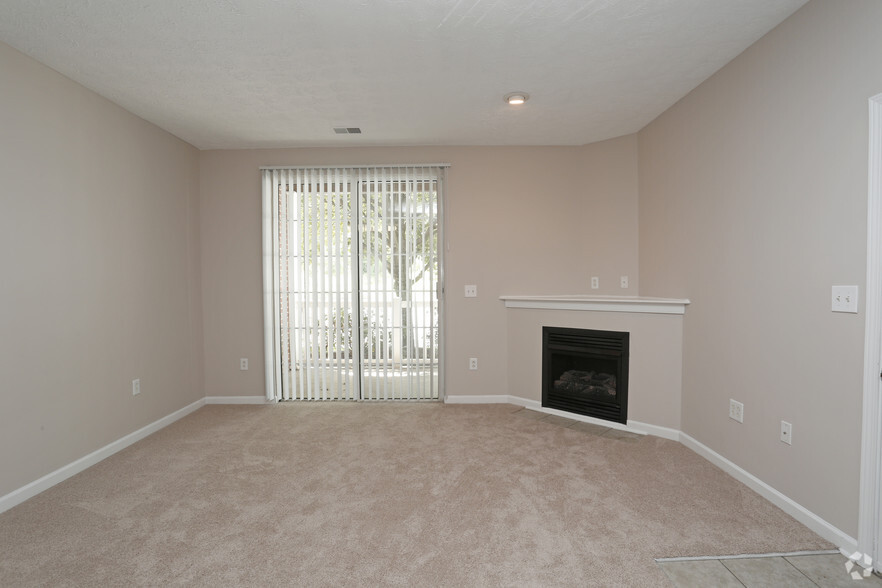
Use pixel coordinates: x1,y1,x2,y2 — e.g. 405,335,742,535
504,92,529,105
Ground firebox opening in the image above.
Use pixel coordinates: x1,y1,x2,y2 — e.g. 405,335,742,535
551,357,618,402
542,326,629,424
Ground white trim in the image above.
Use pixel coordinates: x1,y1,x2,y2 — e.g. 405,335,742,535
499,295,690,315
680,432,856,553
260,164,451,171
655,550,840,563
627,420,682,441
444,394,536,407
444,394,679,439
540,405,646,435
0,398,205,515
859,92,882,572
205,396,273,405
262,170,278,401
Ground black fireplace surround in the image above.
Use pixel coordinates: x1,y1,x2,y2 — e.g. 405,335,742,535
542,326,629,424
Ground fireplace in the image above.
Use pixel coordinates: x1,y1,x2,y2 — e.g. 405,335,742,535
542,326,629,424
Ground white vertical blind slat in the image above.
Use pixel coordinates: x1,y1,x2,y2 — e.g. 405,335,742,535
364,170,374,400
280,174,291,400
422,169,431,400
416,168,424,399
352,168,363,401
317,168,327,400
295,168,307,400
434,169,444,400
412,168,422,399
318,168,328,400
335,169,347,400
306,168,317,400
333,168,342,399
410,168,417,398
288,170,297,399
405,168,412,396
430,169,438,399
381,167,390,401
280,170,291,400
369,170,379,400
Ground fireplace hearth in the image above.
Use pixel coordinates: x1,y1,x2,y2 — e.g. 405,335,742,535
542,326,629,424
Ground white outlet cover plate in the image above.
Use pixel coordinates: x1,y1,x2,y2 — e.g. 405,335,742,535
832,285,858,313
729,399,743,423
780,420,792,445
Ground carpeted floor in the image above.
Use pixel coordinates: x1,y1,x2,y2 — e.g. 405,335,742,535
0,403,832,586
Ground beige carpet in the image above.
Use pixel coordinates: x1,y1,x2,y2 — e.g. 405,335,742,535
0,403,832,586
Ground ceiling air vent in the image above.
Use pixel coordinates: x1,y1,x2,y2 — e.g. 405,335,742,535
333,127,362,134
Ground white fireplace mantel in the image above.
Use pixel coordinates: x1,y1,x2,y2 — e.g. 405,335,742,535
499,295,690,315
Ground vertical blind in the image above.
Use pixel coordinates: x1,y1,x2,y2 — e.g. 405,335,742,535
262,165,446,402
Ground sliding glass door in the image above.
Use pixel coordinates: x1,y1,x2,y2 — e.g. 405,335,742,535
262,166,444,401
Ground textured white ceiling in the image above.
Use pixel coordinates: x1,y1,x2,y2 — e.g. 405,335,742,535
0,0,808,150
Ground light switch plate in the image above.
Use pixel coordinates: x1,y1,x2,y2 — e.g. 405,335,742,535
832,285,858,313
465,285,477,298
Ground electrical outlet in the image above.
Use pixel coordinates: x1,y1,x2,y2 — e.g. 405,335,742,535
240,358,249,370
780,421,792,445
729,399,743,423
464,285,477,298
132,378,141,396
469,357,478,370
591,277,599,289
620,276,629,289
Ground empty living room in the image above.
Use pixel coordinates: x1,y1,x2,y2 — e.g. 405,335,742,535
2,1,882,586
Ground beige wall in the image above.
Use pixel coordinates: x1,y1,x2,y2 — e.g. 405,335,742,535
199,137,640,400
0,42,203,497
638,0,882,536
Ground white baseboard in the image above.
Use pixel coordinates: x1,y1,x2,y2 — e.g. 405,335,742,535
445,394,539,409
680,432,857,553
205,396,272,405
511,396,541,410
539,405,644,435
0,398,206,515
446,394,678,439
627,420,681,441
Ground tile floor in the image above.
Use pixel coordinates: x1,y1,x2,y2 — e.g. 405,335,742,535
513,408,882,587
658,554,882,587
